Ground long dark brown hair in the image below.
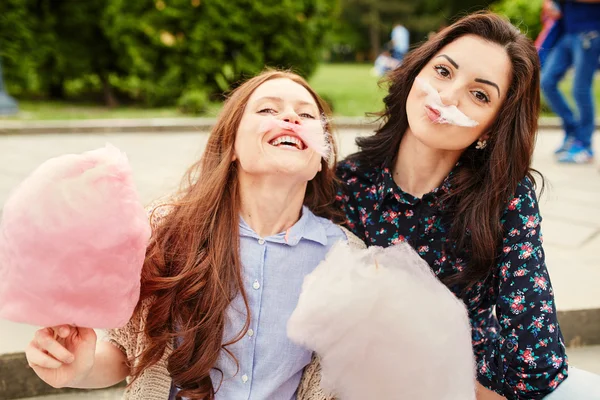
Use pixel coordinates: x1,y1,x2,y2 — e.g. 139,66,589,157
130,70,341,399
348,12,543,292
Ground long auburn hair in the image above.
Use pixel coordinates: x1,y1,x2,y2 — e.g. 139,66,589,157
348,12,543,292
130,70,341,399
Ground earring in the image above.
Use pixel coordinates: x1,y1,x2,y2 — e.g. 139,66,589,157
476,139,488,150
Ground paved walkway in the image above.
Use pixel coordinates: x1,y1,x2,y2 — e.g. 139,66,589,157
0,128,598,353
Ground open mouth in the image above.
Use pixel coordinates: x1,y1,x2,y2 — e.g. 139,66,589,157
269,135,307,150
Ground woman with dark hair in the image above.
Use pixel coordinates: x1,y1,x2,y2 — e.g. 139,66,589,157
336,12,599,400
23,70,365,399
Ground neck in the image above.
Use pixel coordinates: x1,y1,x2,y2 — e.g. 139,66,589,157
238,173,307,238
393,129,462,198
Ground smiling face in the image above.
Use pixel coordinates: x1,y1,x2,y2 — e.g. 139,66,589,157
234,78,324,181
405,34,512,151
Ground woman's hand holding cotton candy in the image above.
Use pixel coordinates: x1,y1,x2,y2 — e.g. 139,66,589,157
25,325,97,389
25,325,129,389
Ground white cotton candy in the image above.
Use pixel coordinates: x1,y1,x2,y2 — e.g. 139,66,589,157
415,77,479,127
288,241,476,400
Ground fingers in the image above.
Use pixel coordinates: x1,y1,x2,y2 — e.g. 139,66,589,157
33,327,75,364
54,325,71,339
26,343,63,369
76,327,97,343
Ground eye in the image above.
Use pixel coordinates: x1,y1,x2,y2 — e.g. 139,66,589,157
434,65,451,78
472,90,490,104
258,108,277,114
300,113,316,119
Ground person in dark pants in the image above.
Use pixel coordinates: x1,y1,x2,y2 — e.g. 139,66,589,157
540,0,600,163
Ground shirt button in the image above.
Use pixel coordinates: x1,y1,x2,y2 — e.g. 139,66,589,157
258,238,265,245
242,374,249,383
252,280,260,290
247,329,254,337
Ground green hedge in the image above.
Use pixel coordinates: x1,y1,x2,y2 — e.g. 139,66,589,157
0,0,336,108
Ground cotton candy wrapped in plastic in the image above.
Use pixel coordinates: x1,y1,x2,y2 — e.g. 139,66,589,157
288,241,476,400
0,144,151,329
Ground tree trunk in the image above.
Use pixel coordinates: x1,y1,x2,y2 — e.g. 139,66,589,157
48,81,65,100
368,4,380,61
100,74,119,108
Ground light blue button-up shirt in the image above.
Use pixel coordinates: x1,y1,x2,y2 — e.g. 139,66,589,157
171,206,346,400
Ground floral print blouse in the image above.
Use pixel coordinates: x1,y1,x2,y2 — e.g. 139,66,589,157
335,159,568,400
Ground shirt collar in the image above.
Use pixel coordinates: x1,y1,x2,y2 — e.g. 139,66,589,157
376,158,457,207
238,205,328,247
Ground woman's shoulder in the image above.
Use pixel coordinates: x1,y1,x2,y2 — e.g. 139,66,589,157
308,212,366,249
502,175,540,217
515,175,537,193
309,212,346,238
336,157,380,186
145,197,177,229
500,175,542,237
339,225,367,249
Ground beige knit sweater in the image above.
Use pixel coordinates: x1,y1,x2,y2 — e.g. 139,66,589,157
105,206,365,400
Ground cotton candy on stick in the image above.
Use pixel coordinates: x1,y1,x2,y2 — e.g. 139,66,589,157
288,241,476,400
260,118,332,161
0,144,151,329
415,77,479,127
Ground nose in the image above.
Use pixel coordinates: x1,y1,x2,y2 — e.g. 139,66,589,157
438,88,460,107
280,109,301,125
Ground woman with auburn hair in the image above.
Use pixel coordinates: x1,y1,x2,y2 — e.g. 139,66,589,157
23,70,365,399
336,11,599,400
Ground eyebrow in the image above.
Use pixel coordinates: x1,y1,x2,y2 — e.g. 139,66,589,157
474,78,501,97
436,55,501,97
254,96,316,108
437,54,459,69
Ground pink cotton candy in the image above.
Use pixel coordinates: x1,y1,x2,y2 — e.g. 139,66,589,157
260,118,332,160
0,144,151,329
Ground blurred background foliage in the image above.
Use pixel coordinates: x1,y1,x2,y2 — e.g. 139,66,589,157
0,0,544,114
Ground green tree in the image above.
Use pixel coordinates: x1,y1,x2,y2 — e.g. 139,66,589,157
343,0,414,58
0,0,122,103
102,0,337,106
0,0,57,96
325,0,496,62
491,0,543,40
49,0,123,105
2,0,337,106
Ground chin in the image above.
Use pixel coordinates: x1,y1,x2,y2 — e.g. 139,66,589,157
407,121,467,151
407,120,438,145
271,161,318,180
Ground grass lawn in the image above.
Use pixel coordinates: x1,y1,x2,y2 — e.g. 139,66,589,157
309,63,385,116
2,63,599,120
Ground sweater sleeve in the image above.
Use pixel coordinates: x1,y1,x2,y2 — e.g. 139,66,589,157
297,353,336,400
